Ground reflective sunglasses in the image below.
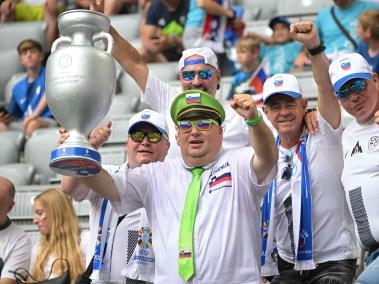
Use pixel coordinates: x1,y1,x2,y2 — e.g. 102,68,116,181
281,152,293,181
336,79,367,100
181,69,214,81
130,131,162,143
178,119,219,133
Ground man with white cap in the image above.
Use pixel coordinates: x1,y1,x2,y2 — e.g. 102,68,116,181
89,0,251,158
328,47,379,283
61,109,170,283
260,21,358,283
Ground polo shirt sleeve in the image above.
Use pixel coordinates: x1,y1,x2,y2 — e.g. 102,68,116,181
142,70,178,113
111,163,152,215
311,113,343,147
233,147,277,197
2,230,31,280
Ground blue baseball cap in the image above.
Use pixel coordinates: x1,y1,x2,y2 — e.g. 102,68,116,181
269,16,291,30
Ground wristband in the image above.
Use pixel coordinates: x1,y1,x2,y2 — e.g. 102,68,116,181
305,108,317,115
307,43,325,56
245,113,263,127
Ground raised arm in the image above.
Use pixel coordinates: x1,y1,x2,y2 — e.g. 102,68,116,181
290,21,341,129
91,0,149,92
60,120,112,200
230,94,278,184
196,0,235,18
79,168,120,201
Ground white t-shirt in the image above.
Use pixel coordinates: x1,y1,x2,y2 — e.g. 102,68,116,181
30,235,86,279
143,71,250,158
342,118,379,250
111,148,277,284
275,115,358,264
0,221,31,280
82,163,150,283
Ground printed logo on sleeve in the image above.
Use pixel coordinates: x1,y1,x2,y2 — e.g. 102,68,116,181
208,161,232,194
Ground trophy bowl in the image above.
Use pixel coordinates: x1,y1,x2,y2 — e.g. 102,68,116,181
46,10,116,177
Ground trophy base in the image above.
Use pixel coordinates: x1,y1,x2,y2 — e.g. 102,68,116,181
50,146,101,177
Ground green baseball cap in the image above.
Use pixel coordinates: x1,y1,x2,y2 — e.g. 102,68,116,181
170,89,226,125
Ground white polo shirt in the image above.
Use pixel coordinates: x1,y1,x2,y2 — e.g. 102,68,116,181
0,221,31,280
81,164,151,283
111,147,277,284
143,71,250,158
342,118,379,250
274,115,358,264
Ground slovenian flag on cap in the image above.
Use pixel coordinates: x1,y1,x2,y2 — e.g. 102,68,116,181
186,93,201,104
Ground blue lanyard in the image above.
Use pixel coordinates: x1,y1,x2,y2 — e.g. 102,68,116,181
93,199,109,271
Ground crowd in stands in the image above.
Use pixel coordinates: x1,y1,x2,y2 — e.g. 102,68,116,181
1,0,379,283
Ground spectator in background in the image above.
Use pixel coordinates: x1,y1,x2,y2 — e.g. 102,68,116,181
0,176,31,284
30,188,85,284
257,16,304,75
357,9,379,74
0,0,60,51
139,0,188,62
61,109,170,283
227,35,269,104
74,0,138,15
183,0,243,75
315,0,379,59
183,0,237,50
0,39,56,137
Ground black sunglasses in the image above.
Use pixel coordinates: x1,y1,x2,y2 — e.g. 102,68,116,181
281,152,293,181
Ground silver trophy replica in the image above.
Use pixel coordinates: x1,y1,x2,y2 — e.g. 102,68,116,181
46,10,116,176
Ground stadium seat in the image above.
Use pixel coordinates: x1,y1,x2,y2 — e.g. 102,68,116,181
24,129,60,184
0,163,35,185
0,50,24,102
99,145,127,165
277,0,331,17
241,0,279,20
102,113,134,144
244,20,272,37
110,13,141,41
10,188,44,220
0,21,47,50
108,94,138,116
147,62,179,82
295,71,318,100
4,72,26,104
0,137,19,165
0,130,25,151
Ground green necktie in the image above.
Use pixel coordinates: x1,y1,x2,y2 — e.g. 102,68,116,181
178,167,205,281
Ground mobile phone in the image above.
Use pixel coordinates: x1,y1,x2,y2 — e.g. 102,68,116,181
150,35,160,40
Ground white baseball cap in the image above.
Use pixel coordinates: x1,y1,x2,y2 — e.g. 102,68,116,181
178,47,219,71
263,73,302,104
329,53,372,92
128,109,169,136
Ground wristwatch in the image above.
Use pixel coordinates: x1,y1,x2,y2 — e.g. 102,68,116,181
307,43,325,56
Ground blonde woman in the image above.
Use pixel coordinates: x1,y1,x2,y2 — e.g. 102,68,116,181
30,188,85,283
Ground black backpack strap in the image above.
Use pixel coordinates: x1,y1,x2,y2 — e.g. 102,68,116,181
330,7,358,50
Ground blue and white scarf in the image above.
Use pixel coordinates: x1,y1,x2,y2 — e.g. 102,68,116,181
261,134,315,276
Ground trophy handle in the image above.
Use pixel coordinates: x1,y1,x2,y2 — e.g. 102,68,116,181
51,36,72,53
93,31,114,54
